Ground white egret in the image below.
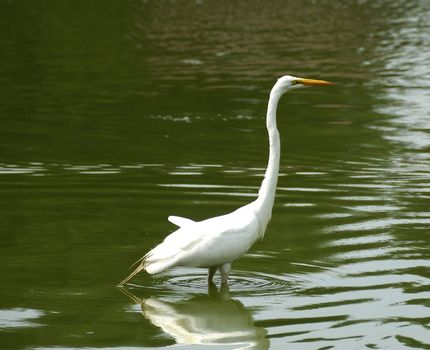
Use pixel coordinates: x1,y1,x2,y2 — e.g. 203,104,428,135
118,75,332,287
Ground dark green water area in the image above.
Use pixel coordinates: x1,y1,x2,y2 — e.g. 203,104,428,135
1,1,429,349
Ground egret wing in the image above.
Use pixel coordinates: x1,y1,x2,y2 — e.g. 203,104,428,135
175,208,260,267
168,215,195,228
145,223,204,261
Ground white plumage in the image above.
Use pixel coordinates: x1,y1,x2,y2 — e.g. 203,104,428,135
118,75,332,286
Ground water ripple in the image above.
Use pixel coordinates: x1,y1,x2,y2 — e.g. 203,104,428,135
164,270,298,296
327,217,430,233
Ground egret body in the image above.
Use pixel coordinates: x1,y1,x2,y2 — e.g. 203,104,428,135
118,75,332,286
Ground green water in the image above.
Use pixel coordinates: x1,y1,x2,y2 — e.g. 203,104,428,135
1,1,429,349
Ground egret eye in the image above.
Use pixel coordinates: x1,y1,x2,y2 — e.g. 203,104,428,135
291,80,298,85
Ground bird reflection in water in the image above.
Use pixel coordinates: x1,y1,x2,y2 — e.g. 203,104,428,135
119,283,269,350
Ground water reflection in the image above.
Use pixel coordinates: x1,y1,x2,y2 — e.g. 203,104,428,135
372,1,430,150
0,308,44,329
119,285,269,350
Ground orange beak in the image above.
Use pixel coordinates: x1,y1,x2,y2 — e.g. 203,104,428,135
296,78,334,86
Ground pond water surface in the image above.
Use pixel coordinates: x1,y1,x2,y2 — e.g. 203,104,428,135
1,1,429,349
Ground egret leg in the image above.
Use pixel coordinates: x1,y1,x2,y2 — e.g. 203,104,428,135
219,283,230,300
208,266,217,282
219,263,231,286
208,280,218,297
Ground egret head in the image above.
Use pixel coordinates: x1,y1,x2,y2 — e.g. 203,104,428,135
274,75,333,95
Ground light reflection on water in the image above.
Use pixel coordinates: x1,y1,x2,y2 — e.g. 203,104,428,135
0,308,44,329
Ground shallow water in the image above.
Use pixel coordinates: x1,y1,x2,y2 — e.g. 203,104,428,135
1,1,430,349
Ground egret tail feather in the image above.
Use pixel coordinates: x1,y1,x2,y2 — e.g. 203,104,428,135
117,264,145,287
129,255,146,270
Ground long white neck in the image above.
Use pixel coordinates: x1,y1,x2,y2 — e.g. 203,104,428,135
253,86,282,236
